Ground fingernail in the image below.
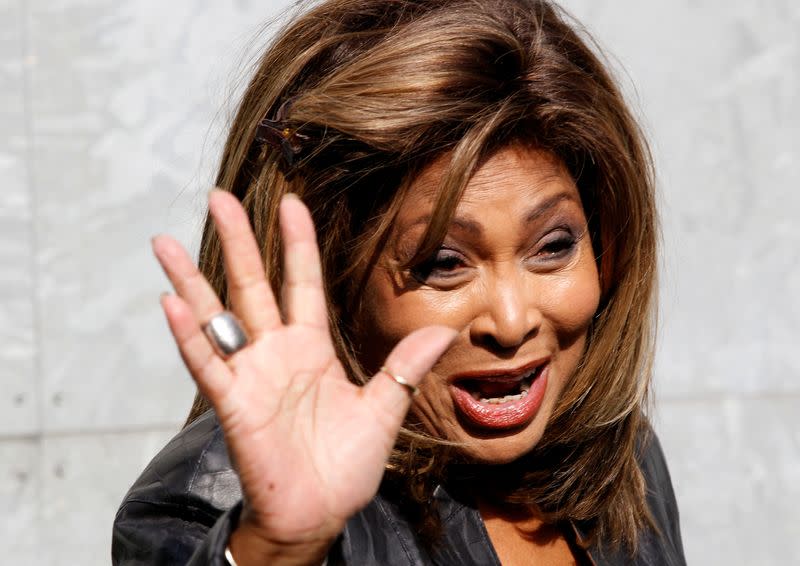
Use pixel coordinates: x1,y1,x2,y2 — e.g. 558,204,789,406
160,292,171,300
150,237,163,259
208,188,228,211
283,192,300,201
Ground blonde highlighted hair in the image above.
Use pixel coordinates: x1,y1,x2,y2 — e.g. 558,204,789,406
186,0,658,552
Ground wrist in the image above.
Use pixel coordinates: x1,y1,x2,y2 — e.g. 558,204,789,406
227,519,333,566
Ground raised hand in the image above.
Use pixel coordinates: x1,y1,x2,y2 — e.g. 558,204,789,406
152,190,456,565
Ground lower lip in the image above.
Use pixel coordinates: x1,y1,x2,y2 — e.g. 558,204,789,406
449,365,549,430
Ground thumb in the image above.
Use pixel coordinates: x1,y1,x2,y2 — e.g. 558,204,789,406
363,325,458,426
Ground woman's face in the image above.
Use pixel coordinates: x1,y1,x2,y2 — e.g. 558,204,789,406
358,145,601,463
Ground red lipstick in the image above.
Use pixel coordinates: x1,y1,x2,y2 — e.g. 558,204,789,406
448,360,549,430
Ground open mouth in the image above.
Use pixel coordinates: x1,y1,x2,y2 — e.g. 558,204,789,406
448,361,550,430
455,365,542,405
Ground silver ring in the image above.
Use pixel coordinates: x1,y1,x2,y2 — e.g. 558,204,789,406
380,365,420,397
203,311,249,358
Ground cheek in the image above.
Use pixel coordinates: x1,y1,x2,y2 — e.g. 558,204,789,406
543,255,601,341
357,270,466,371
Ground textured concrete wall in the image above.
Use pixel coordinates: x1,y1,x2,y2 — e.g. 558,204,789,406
1,1,797,564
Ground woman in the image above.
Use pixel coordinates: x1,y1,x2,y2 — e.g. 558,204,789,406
113,0,686,564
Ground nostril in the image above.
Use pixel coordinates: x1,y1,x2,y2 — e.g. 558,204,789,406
472,326,538,353
469,289,542,351
472,333,519,355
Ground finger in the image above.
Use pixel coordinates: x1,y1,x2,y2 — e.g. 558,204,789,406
152,234,224,325
159,293,236,412
363,326,458,426
208,189,282,335
279,194,328,329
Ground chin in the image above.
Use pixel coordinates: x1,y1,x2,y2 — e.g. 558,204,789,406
450,418,549,465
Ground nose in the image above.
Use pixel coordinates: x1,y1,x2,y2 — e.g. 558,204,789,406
469,270,542,351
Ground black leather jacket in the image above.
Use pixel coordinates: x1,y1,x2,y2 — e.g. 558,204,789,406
112,410,686,565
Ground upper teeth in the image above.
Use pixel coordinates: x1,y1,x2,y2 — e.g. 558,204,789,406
470,369,537,404
521,368,538,381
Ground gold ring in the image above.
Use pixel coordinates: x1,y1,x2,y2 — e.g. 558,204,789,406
380,366,420,397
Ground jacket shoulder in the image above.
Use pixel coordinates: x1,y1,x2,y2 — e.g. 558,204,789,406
120,409,241,513
635,426,687,565
112,410,242,564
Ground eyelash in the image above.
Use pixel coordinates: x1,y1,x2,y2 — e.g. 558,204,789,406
537,232,576,258
409,230,578,283
409,249,465,282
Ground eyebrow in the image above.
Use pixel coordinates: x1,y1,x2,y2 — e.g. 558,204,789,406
402,192,578,237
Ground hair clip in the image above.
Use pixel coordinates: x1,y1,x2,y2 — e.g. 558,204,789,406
255,97,309,168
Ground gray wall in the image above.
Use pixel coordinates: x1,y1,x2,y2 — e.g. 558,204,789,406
1,1,797,564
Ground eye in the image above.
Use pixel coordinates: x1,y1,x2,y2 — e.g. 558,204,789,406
409,248,467,283
535,231,576,259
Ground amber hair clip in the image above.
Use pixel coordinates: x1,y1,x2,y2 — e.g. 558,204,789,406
255,97,309,168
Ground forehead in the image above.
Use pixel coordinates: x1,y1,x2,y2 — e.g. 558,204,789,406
398,145,581,220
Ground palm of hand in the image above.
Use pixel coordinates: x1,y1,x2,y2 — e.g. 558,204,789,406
152,190,455,551
221,326,392,542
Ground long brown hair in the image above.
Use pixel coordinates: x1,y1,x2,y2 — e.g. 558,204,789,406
185,0,658,552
